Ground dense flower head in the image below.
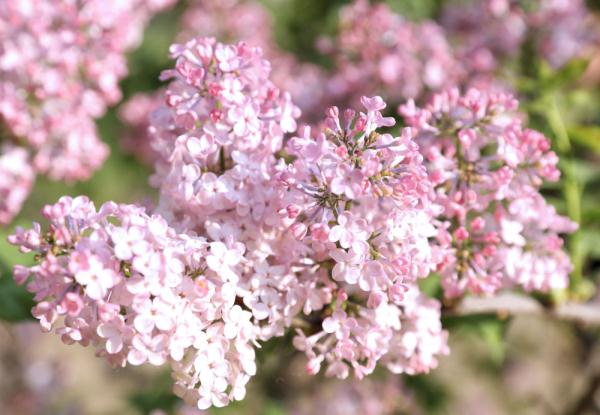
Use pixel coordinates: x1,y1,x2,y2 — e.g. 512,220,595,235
152,36,300,220
0,0,175,224
119,0,326,166
321,0,463,107
442,0,597,71
11,89,449,409
280,96,446,378
8,196,257,409
177,0,327,121
9,32,577,410
400,88,576,296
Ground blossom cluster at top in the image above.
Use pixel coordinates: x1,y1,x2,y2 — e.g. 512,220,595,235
315,0,597,110
400,88,577,296
0,0,175,224
119,0,598,169
119,0,327,165
442,0,597,72
319,0,464,107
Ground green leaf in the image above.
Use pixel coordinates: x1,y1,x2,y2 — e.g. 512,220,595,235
127,370,179,414
418,273,442,299
0,259,34,322
580,230,600,259
567,125,600,155
404,374,448,412
477,319,506,366
442,314,507,366
384,0,439,21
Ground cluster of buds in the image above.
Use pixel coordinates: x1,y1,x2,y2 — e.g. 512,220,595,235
400,88,576,296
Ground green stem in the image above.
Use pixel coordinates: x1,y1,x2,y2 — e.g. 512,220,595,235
546,95,584,294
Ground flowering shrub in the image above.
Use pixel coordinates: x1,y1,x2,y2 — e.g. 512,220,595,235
7,33,579,409
2,0,599,413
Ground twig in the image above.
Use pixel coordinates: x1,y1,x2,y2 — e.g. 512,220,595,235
448,293,600,326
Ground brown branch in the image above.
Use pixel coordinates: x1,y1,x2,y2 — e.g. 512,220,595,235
447,293,600,326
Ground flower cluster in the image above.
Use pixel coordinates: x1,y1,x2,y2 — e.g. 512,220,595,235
152,37,299,216
10,34,575,411
177,0,327,120
442,0,596,72
280,96,446,378
11,37,452,409
119,0,326,166
320,0,463,107
400,88,577,297
9,196,257,410
0,0,175,224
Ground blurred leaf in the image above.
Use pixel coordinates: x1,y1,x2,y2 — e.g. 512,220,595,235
567,125,600,155
128,371,179,415
262,0,347,64
0,259,34,322
403,375,448,412
383,0,440,20
443,314,507,366
581,230,600,259
537,59,590,91
477,319,506,365
418,272,442,299
263,402,286,415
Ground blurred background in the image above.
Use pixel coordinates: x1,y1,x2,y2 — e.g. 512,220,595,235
2,0,600,414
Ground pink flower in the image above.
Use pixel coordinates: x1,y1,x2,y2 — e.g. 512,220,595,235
133,298,176,334
322,310,357,340
97,321,126,354
329,212,369,249
206,242,243,282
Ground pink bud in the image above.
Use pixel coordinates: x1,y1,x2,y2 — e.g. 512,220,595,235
429,170,444,184
209,109,223,122
62,292,84,317
327,106,339,119
360,95,386,111
354,115,367,132
13,265,30,285
335,146,348,158
483,245,497,256
166,94,182,107
470,216,485,232
389,283,409,304
286,204,301,219
98,302,120,322
484,232,500,244
208,82,223,96
453,227,469,241
367,291,384,308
